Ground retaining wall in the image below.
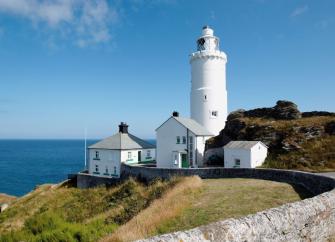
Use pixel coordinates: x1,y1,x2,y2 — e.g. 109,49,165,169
121,165,335,242
121,165,335,196
76,173,120,189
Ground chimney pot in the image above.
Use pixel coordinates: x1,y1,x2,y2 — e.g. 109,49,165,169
172,111,179,117
119,122,129,133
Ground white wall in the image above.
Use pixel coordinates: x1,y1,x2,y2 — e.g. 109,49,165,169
156,117,188,168
195,135,212,167
224,143,268,168
250,144,268,167
88,149,121,178
190,50,228,136
224,148,251,168
120,148,156,164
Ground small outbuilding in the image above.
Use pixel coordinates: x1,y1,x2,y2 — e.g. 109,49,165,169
87,122,156,178
223,141,268,168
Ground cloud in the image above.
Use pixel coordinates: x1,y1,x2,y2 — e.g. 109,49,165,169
0,0,118,47
290,5,309,17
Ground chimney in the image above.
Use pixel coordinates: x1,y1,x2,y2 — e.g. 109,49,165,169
172,111,179,117
119,122,128,133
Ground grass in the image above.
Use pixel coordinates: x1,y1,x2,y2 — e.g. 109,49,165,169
263,135,335,172
0,194,16,204
0,178,182,242
102,178,308,241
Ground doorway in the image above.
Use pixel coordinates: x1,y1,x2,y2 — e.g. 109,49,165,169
181,154,189,168
138,151,141,162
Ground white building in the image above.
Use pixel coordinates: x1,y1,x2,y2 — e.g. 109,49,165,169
87,122,156,178
190,25,228,136
156,112,214,168
223,141,268,168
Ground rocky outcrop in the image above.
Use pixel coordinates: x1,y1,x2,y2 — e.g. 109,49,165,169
233,100,302,120
205,100,335,170
302,111,335,118
325,121,335,135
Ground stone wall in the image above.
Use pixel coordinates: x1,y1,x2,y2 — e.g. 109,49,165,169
121,165,335,241
138,189,335,242
121,164,335,196
76,172,120,189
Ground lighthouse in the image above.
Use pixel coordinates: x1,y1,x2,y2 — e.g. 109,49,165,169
190,26,228,135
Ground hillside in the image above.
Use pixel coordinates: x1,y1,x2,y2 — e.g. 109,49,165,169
0,177,308,242
206,100,335,172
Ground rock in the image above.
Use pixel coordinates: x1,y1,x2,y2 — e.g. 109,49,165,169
272,100,301,120
227,109,245,121
281,140,302,152
302,111,335,118
325,121,335,135
244,107,273,118
299,126,323,139
224,119,246,139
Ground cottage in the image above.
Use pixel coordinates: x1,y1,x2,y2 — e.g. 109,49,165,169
156,112,214,168
87,122,156,178
223,141,268,168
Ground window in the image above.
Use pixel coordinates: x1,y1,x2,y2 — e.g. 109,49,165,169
105,167,108,173
94,151,100,160
189,136,193,144
211,111,218,118
114,166,117,174
95,165,99,172
234,159,241,168
204,95,207,102
182,136,186,144
146,150,151,157
176,136,180,144
128,152,132,159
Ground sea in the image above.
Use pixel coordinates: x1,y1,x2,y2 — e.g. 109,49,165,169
0,139,155,197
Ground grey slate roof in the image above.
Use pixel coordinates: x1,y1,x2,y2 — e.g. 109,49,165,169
89,133,155,150
173,117,214,136
224,141,267,150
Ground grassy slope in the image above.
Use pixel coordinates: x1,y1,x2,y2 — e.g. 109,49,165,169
0,178,181,242
104,178,308,242
0,194,16,204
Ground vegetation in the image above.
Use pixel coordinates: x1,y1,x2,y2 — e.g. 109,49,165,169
0,178,181,242
103,178,308,241
0,194,16,204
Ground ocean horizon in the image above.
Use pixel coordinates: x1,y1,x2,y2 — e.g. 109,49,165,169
0,139,156,197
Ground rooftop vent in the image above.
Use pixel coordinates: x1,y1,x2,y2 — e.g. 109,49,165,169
172,111,179,117
119,122,129,133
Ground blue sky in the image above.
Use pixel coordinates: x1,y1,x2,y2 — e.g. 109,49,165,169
0,0,334,139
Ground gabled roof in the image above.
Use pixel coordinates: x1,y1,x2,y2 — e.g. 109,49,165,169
89,133,155,150
156,116,214,136
224,141,268,150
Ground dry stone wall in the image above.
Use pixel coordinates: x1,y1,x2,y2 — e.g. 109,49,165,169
120,165,335,242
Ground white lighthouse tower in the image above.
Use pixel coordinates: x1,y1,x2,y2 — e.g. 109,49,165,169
190,26,228,136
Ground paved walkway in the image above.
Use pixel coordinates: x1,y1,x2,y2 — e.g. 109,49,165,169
317,172,335,178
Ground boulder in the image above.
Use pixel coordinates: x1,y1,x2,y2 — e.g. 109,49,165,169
325,121,335,135
272,100,301,120
227,109,245,121
302,111,335,118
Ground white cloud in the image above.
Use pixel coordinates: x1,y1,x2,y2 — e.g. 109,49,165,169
290,5,309,17
0,0,118,47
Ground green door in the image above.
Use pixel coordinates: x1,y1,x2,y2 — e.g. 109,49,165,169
181,154,189,168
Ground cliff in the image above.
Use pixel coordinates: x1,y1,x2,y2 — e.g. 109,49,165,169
205,100,335,172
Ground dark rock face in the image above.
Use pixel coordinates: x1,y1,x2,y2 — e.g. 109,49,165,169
325,121,335,135
272,100,301,120
302,111,335,118
229,100,302,120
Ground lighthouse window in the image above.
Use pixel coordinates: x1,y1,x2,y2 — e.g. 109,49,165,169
204,95,207,101
211,111,218,117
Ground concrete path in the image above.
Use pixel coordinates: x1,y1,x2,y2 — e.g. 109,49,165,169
317,172,335,178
